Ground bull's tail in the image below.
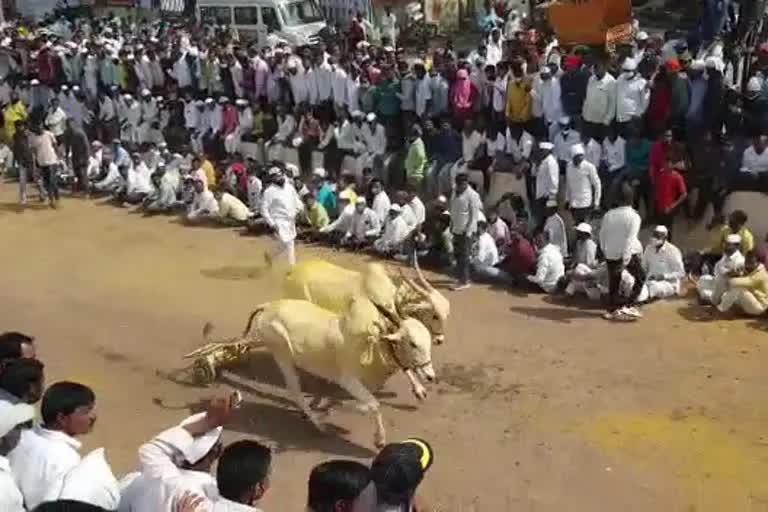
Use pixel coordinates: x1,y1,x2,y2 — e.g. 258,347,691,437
242,306,267,337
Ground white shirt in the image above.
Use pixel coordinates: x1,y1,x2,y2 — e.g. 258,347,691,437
375,215,410,251
714,250,745,277
289,72,309,104
574,238,598,268
189,190,219,216
218,193,251,221
408,196,426,225
119,469,217,512
31,130,59,167
740,146,768,174
599,205,642,261
492,76,507,113
0,455,24,512
315,63,333,102
274,114,296,142
362,123,387,156
46,106,68,136
184,102,200,130
415,75,432,117
322,203,355,234
462,131,485,162
10,427,82,510
566,159,601,209
532,76,562,123
536,154,559,199
582,73,617,125
528,243,565,293
585,138,603,168
372,191,391,224
99,97,116,122
602,137,626,171
349,207,382,239
138,426,262,512
331,67,348,106
260,183,303,241
335,120,360,152
615,73,649,122
247,175,263,212
553,129,581,162
544,213,569,258
486,40,503,67
506,130,534,160
476,232,500,266
450,186,483,236
643,241,685,293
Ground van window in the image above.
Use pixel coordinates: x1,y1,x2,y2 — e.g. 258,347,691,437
261,7,280,32
234,6,259,25
281,0,323,26
200,6,231,24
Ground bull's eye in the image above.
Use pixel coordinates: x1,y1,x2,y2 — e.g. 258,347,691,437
410,341,418,348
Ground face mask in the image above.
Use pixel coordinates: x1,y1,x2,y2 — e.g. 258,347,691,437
623,71,634,79
652,237,664,247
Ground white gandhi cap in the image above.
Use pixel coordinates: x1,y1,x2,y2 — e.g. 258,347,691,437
726,234,742,244
179,412,224,463
574,222,592,234
0,402,34,437
570,144,585,157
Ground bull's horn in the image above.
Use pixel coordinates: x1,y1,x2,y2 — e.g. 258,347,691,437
403,276,430,299
413,256,435,292
202,322,214,341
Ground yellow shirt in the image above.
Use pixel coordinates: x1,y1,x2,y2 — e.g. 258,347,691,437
710,226,755,254
4,102,27,141
201,160,217,188
506,78,532,123
729,264,768,307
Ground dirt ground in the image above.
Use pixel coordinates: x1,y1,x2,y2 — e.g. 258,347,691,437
1,184,767,512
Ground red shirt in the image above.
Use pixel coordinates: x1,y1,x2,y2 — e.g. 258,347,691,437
501,237,537,276
649,140,669,184
654,168,687,214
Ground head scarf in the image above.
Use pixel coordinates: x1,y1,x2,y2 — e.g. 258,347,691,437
451,69,472,110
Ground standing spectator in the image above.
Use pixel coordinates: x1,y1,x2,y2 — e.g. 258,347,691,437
30,123,61,209
450,69,478,124
450,172,483,290
505,61,532,133
582,59,616,140
565,144,601,224
533,142,559,223
559,54,589,120
306,460,372,512
380,6,398,47
0,358,45,406
404,125,427,190
615,59,649,137
261,167,303,267
64,119,91,195
0,332,36,362
599,184,644,321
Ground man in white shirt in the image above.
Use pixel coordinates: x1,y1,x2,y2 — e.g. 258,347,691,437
374,204,410,256
582,60,616,140
137,395,271,512
31,126,61,208
564,222,599,297
261,167,303,267
565,144,601,224
414,62,432,120
553,117,581,165
543,199,569,258
380,6,398,47
599,183,645,320
643,225,685,300
407,189,426,226
527,230,565,293
472,220,500,276
534,142,559,223
370,178,391,224
532,66,562,132
0,402,35,512
361,113,387,178
10,381,97,510
121,411,223,512
45,97,68,139
697,234,745,305
185,178,220,224
344,197,382,247
615,59,649,137
320,189,356,243
214,189,253,225
738,135,768,188
450,173,483,290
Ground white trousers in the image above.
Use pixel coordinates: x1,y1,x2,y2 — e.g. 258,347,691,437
270,239,296,266
224,133,242,154
697,274,728,305
717,288,768,316
647,280,680,300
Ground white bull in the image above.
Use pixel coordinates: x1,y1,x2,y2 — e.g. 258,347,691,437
187,298,434,447
283,259,451,344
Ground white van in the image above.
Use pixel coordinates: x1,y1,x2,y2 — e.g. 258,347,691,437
197,0,328,47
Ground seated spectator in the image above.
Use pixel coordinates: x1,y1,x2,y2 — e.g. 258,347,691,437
214,189,253,226
344,197,382,248
697,233,745,305
418,211,454,269
185,179,220,224
91,157,123,196
486,209,510,253
319,189,356,244
265,104,296,161
471,220,500,276
142,168,183,214
426,118,462,197
702,210,755,268
312,168,337,217
373,204,411,257
543,199,568,259
642,225,686,300
369,178,391,224
564,223,599,297
0,331,36,361
0,358,44,405
298,192,330,240
246,164,264,215
527,230,565,293
0,401,35,512
717,251,768,316
306,460,372,512
10,381,97,510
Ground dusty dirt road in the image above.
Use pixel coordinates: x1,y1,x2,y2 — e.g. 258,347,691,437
1,185,767,512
